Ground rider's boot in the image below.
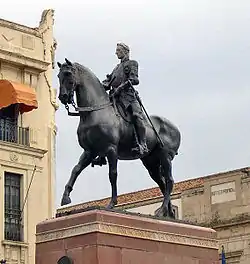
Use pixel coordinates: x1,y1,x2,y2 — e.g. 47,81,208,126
131,116,148,155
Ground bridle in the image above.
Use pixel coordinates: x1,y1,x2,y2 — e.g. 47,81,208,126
64,95,113,117
62,74,116,117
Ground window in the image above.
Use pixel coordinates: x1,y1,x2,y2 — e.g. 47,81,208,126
4,172,22,241
0,104,30,146
0,104,18,143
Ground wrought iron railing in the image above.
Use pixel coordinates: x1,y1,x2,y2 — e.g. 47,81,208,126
4,208,22,241
0,118,30,146
4,172,23,241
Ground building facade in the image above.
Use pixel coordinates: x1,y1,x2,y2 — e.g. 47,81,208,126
58,167,250,264
0,10,57,264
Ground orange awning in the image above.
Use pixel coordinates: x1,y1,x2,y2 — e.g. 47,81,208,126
0,79,38,114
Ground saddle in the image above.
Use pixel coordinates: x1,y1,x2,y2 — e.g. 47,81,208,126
113,99,133,123
110,92,147,124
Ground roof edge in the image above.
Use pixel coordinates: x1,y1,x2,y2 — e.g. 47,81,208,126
56,166,250,213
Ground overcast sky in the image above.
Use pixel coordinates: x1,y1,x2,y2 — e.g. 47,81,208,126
1,0,250,208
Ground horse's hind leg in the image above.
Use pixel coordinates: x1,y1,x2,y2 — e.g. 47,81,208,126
157,150,175,218
106,146,118,209
142,151,175,219
61,151,95,206
141,155,166,195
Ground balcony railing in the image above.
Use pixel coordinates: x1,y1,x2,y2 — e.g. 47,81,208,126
0,118,30,146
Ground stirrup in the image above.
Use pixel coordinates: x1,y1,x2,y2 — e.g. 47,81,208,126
91,157,107,167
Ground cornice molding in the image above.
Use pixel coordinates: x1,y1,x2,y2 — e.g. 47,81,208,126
0,141,47,159
0,19,41,37
36,220,218,249
0,48,50,73
199,214,250,229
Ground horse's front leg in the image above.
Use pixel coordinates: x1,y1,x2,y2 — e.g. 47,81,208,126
61,151,95,206
106,146,118,209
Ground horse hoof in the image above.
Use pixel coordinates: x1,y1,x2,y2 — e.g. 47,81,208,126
61,195,71,206
154,207,160,216
155,207,164,217
106,200,117,210
169,210,176,219
154,206,170,218
106,203,114,209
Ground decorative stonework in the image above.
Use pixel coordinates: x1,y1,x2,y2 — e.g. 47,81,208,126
20,247,26,264
0,48,49,72
0,140,46,172
2,241,29,264
51,38,57,69
44,72,59,110
0,140,47,159
1,34,14,43
4,245,11,261
22,34,34,50
11,248,18,261
9,152,19,162
36,221,218,249
0,18,41,37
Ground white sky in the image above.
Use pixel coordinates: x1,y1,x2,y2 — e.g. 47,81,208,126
1,0,250,208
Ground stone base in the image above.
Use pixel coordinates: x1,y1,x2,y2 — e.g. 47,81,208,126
35,208,219,264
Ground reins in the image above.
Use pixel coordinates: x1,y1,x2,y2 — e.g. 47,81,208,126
64,97,112,116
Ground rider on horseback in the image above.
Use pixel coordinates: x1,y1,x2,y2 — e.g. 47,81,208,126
92,42,148,167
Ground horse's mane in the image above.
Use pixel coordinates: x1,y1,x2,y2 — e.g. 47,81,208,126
73,62,104,90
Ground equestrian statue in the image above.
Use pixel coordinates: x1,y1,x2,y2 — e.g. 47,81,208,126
57,42,181,218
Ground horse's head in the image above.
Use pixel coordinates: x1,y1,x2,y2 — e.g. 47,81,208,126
57,58,79,105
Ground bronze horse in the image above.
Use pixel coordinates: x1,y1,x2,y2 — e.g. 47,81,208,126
57,58,181,218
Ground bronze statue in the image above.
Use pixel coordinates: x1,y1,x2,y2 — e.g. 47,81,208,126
57,43,181,218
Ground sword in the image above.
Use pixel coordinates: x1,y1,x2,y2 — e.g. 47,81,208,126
127,80,164,148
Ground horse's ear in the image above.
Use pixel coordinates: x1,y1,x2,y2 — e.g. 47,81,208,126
57,62,62,68
65,58,73,66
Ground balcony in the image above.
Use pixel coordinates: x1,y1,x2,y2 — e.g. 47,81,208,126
0,118,30,146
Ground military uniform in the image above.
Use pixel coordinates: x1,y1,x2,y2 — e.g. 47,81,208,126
103,58,143,120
